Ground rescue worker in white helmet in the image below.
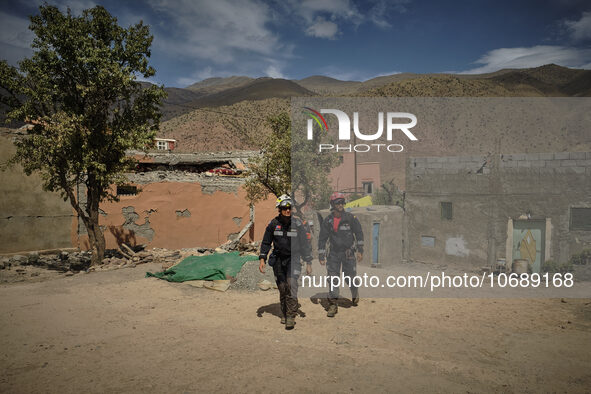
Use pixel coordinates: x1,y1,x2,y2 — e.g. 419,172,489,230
259,194,313,330
318,192,364,317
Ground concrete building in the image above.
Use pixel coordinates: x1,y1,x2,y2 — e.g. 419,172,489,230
329,153,381,195
154,138,176,151
405,152,591,272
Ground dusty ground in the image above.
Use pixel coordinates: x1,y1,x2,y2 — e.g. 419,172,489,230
1,262,590,393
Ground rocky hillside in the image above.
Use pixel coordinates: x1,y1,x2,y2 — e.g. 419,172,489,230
360,64,591,97
159,98,289,152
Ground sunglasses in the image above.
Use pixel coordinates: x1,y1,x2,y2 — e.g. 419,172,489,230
280,206,292,210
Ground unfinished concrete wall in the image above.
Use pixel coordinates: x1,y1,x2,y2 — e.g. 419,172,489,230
0,134,74,253
405,152,591,269
76,176,277,250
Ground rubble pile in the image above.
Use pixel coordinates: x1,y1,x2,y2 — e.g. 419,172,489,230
98,246,186,271
0,241,264,285
1,251,91,273
235,241,260,254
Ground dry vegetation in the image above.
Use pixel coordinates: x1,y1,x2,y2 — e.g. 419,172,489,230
159,98,289,152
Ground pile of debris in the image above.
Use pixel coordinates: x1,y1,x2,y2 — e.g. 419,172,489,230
98,245,190,271
1,238,266,286
1,251,92,273
0,245,188,274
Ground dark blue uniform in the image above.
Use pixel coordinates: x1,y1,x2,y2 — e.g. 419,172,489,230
259,216,312,318
318,211,364,305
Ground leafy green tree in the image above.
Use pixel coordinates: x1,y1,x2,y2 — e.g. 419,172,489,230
244,112,339,213
244,113,291,203
0,5,165,265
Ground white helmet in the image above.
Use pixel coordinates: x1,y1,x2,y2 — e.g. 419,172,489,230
275,194,293,209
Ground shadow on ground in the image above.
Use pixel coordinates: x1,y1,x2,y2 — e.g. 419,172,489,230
256,302,306,319
309,292,356,310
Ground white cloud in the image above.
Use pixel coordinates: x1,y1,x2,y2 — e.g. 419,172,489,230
0,12,34,65
318,66,400,81
461,45,591,74
16,0,97,16
265,64,285,79
175,67,234,87
0,12,34,50
367,0,411,28
565,11,591,41
146,0,285,64
173,61,288,87
283,0,407,40
367,70,402,79
305,17,339,39
56,0,97,16
298,0,361,23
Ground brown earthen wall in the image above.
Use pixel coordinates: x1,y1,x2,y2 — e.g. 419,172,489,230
0,135,74,253
76,182,277,250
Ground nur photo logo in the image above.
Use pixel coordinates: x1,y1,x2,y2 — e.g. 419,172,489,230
303,107,418,153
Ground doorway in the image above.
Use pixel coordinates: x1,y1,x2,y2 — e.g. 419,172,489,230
372,222,380,266
512,220,545,273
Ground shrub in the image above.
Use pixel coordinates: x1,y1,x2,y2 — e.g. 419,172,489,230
569,249,591,265
542,260,573,274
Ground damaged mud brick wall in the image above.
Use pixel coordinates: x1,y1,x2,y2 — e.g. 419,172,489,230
176,209,191,217
405,152,591,268
91,151,277,250
121,206,155,241
1,145,277,253
0,134,74,253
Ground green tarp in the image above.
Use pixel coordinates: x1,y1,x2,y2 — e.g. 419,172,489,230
146,252,258,282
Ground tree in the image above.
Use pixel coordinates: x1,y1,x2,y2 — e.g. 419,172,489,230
373,179,404,207
0,5,165,265
244,113,291,203
244,112,339,213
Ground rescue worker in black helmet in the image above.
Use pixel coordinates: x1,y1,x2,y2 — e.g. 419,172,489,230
259,194,313,330
318,192,364,317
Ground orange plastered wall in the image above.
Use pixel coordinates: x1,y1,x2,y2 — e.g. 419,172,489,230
75,182,276,250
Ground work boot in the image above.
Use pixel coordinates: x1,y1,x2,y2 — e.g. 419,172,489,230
352,297,359,306
280,315,286,324
327,304,338,317
285,316,295,330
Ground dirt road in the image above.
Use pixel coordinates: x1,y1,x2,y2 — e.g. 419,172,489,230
1,263,590,393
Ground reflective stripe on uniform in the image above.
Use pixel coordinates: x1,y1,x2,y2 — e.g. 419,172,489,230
357,240,364,245
286,231,298,237
318,249,326,254
273,231,283,236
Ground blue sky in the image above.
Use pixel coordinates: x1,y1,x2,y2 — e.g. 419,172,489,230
1,0,590,87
